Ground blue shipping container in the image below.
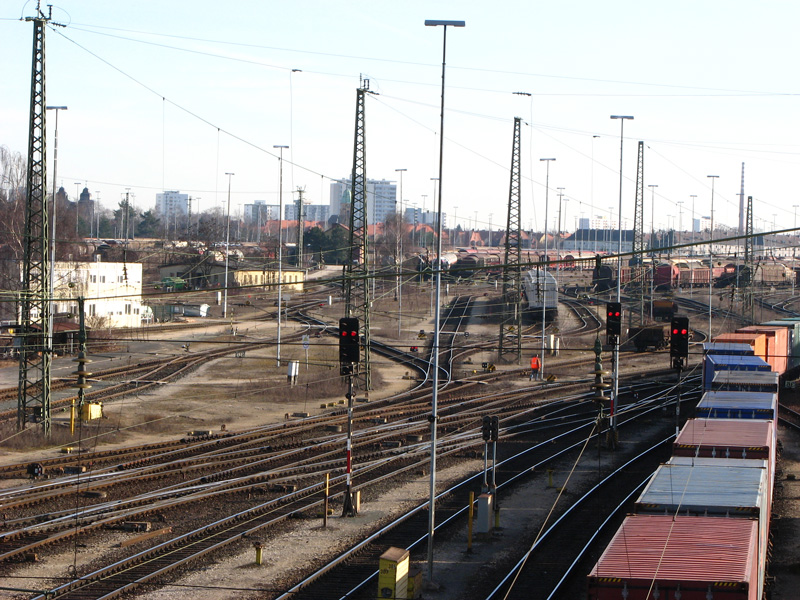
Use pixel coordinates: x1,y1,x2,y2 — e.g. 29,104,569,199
697,391,777,420
703,353,771,391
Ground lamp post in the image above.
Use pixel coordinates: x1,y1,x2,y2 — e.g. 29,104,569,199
424,17,464,582
452,206,458,247
610,114,633,443
275,145,289,366
592,135,600,254
46,105,67,373
222,172,235,320
793,204,799,263
395,168,407,336
556,187,565,254
689,194,697,256
540,158,556,380
648,184,658,319
676,201,684,248
431,177,439,230
707,175,719,338
648,185,658,256
74,182,81,237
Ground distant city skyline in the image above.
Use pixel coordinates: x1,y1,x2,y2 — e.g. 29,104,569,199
2,2,798,246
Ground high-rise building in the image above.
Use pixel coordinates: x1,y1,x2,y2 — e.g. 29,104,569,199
330,177,397,225
285,203,330,223
243,200,280,224
155,191,189,222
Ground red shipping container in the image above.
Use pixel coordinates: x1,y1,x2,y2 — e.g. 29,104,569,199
737,325,789,375
588,515,760,600
673,418,774,462
713,332,767,364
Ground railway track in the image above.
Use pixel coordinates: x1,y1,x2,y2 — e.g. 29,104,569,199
0,364,683,599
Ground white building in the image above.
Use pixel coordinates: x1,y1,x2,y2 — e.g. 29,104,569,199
52,260,146,328
694,216,711,232
285,203,330,223
243,200,280,224
330,178,397,225
155,191,190,223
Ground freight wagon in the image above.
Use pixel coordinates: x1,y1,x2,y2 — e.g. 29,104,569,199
588,310,783,600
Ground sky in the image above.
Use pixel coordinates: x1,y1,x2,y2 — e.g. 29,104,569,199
2,0,799,240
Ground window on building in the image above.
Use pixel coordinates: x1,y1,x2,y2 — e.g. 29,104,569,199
90,275,97,283
125,304,131,315
100,276,106,283
88,304,96,316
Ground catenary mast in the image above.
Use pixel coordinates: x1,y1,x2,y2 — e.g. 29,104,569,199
498,117,523,363
343,79,372,393
18,3,62,435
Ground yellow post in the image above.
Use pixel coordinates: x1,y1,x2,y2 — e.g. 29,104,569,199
254,542,263,565
547,468,554,488
467,491,474,551
69,399,75,435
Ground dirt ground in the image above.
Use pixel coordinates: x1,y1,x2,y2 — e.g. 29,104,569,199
2,284,799,599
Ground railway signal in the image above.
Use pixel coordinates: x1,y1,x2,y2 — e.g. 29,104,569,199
481,415,492,441
670,316,690,360
339,317,360,375
606,302,622,338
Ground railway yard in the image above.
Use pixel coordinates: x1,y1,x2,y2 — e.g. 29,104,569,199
1,273,800,600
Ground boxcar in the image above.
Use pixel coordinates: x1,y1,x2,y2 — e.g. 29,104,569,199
587,515,761,600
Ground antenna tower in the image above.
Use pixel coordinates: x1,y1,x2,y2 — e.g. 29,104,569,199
344,80,372,393
498,117,522,363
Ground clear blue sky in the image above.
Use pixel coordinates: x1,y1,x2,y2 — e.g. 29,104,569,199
2,0,798,238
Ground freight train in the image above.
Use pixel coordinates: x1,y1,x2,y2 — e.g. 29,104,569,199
586,314,796,599
593,256,796,292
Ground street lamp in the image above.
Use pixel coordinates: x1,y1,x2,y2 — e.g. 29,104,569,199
648,184,658,319
222,172,235,320
424,17,464,582
591,135,600,254
74,182,81,237
689,194,697,256
609,114,633,443
275,145,289,366
46,105,66,380
452,206,458,247
395,168,407,336
647,184,658,256
707,175,719,338
676,201,684,248
540,158,556,380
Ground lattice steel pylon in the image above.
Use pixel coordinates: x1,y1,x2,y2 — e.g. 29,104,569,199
18,4,60,434
742,195,755,322
498,117,522,363
343,80,371,393
630,141,645,326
